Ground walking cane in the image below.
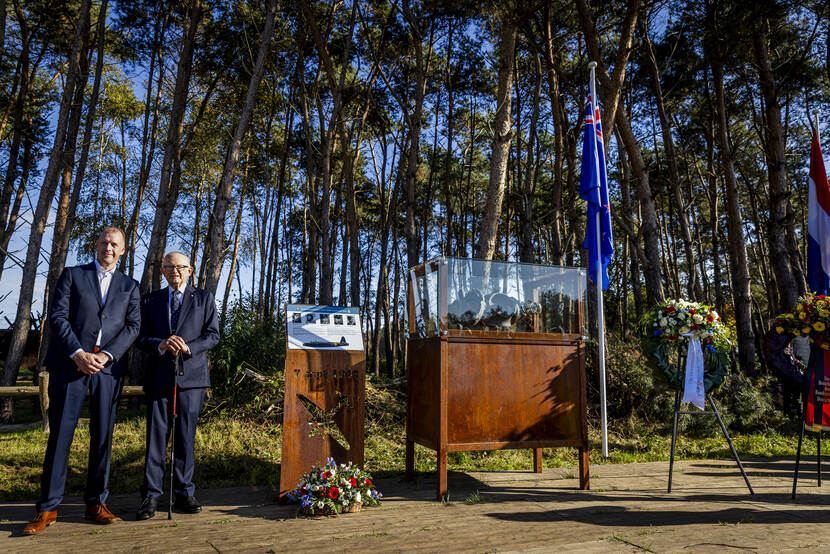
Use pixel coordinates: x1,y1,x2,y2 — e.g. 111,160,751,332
168,352,183,519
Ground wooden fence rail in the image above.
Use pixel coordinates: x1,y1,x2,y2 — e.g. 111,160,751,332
0,386,146,396
0,384,145,433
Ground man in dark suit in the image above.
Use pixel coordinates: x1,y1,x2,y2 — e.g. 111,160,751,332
24,227,141,535
135,251,219,519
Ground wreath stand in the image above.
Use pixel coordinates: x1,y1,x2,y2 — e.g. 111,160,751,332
791,346,823,499
667,354,754,494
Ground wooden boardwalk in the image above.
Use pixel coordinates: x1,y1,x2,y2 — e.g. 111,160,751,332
2,458,829,552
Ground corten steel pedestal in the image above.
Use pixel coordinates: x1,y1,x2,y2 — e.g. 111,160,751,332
405,330,589,499
279,349,365,502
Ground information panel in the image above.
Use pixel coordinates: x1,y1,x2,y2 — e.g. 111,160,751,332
287,304,363,351
280,304,366,502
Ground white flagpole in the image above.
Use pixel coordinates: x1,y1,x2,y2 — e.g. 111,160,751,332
588,61,609,459
815,110,821,143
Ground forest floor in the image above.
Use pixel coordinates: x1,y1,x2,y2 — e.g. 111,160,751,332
1,458,829,552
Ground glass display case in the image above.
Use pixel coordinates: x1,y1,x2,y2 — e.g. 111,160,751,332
408,257,586,338
405,257,589,499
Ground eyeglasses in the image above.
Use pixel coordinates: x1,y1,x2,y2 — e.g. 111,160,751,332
162,264,191,272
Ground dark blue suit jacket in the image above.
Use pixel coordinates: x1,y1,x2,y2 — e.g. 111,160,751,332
138,285,220,390
45,262,141,376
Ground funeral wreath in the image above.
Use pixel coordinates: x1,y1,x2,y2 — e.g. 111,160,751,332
288,457,382,515
766,292,830,383
772,292,830,348
641,299,732,392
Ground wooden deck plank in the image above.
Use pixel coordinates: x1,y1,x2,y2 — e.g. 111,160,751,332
1,459,829,552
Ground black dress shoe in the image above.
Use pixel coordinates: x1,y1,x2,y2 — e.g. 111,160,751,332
136,496,157,520
173,496,202,513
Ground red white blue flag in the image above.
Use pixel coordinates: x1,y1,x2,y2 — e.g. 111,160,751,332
579,96,613,290
807,131,830,430
808,131,830,295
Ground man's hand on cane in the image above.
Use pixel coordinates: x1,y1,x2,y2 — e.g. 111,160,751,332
160,335,188,355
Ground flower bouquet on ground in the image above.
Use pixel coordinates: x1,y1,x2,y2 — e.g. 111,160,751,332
641,299,732,392
288,457,382,516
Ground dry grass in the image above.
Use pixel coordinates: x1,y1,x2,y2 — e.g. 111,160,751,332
0,381,815,502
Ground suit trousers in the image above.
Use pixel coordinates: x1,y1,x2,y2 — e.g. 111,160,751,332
37,370,122,512
142,387,206,500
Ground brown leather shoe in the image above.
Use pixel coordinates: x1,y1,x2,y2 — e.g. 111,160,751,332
84,503,120,524
22,511,57,535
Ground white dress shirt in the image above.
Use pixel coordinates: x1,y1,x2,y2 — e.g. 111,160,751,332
96,260,115,306
95,261,115,351
71,261,115,362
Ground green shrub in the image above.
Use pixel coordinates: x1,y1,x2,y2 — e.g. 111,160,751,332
716,373,786,433
586,334,676,424
209,297,286,419
586,330,789,437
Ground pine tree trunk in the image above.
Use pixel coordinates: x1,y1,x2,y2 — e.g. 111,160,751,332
344,131,364,307
265,88,295,314
204,0,276,295
0,0,91,423
0,4,30,283
614,111,665,305
402,0,428,268
575,0,640,152
711,58,756,374
220,196,244,328
38,0,107,371
543,6,564,265
125,8,167,277
519,55,541,263
643,25,700,299
372,146,401,376
0,135,30,282
141,0,201,293
35,47,91,376
476,16,517,260
442,18,455,255
753,21,798,312
575,0,657,300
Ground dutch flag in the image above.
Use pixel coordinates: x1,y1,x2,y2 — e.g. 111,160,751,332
808,131,830,296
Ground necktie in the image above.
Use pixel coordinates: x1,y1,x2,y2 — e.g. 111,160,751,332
171,290,182,332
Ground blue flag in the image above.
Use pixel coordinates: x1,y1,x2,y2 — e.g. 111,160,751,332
579,96,614,290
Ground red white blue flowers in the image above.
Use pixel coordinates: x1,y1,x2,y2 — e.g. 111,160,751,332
288,457,382,515
642,299,732,392
647,298,722,352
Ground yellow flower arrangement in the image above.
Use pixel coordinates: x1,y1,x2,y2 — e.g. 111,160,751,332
774,293,830,346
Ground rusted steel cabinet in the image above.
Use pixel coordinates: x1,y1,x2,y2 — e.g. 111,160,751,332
405,257,589,499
